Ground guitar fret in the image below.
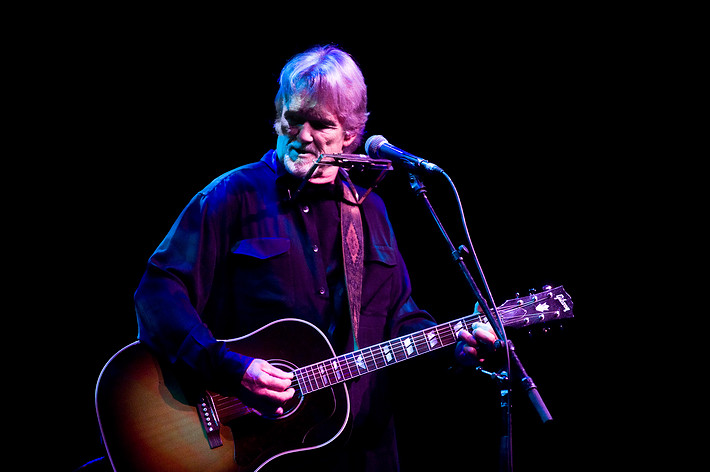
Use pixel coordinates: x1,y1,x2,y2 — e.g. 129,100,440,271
392,338,407,362
297,367,308,394
331,359,343,381
364,348,377,371
382,342,394,364
301,365,311,391
439,322,456,345
313,364,325,389
451,319,464,340
337,356,351,381
345,355,356,378
355,351,368,374
301,365,314,393
309,367,317,392
425,328,440,349
310,364,321,389
344,353,357,378
375,346,385,369
321,361,334,385
295,370,307,395
389,339,401,362
403,336,416,357
413,332,429,355
327,361,337,383
370,345,382,369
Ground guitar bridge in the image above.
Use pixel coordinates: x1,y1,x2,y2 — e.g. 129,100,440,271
197,393,223,449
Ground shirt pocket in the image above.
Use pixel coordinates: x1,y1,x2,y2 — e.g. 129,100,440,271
230,237,290,259
228,237,294,316
361,244,398,317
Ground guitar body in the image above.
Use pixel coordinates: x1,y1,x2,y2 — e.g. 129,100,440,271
96,319,350,472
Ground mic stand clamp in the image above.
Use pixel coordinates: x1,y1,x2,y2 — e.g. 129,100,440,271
475,363,512,470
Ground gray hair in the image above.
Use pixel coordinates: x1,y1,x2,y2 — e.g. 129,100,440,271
274,45,369,152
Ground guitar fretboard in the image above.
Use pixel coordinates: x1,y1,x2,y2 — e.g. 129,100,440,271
294,314,482,395
211,285,571,422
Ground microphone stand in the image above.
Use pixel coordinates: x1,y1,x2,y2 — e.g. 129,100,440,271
407,173,551,472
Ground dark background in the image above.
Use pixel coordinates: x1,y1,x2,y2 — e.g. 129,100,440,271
33,12,629,471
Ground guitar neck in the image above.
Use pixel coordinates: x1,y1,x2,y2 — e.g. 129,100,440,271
294,313,482,395
294,284,573,396
211,285,571,422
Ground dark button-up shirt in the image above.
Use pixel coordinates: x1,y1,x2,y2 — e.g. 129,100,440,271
134,149,436,471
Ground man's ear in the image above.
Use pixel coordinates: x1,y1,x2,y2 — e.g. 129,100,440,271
343,131,358,148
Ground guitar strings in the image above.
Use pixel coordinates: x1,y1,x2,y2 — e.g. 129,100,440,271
208,294,566,422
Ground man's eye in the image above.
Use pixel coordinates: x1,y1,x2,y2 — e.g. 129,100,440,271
286,117,305,127
310,120,333,130
283,111,336,131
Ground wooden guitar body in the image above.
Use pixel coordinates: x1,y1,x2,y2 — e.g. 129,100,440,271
96,319,350,472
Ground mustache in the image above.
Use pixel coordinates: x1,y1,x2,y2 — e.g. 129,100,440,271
290,144,321,155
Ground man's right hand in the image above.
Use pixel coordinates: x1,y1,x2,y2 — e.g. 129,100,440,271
241,358,295,416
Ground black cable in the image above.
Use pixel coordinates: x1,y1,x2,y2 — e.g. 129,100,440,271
441,172,509,349
441,170,513,470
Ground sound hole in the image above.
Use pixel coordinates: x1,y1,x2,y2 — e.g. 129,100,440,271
256,359,303,420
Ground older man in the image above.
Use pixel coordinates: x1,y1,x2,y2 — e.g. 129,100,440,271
135,44,494,471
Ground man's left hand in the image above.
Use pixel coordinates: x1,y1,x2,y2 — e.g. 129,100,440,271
454,303,498,366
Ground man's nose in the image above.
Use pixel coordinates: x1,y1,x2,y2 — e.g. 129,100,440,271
296,122,314,144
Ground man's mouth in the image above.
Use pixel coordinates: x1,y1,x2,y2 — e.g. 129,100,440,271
291,149,320,162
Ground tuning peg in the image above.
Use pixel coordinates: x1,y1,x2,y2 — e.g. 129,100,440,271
529,288,537,301
542,284,552,291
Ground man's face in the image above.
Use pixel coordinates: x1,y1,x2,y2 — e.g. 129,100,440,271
275,94,356,184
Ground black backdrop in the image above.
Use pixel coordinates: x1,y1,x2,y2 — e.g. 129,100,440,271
44,18,614,471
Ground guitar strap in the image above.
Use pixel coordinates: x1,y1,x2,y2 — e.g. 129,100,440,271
340,175,364,350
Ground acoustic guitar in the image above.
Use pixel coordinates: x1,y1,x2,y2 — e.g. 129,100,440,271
95,285,573,471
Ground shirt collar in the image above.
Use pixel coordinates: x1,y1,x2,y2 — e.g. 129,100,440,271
261,149,287,177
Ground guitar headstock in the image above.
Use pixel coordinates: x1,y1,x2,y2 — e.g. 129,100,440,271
496,285,574,329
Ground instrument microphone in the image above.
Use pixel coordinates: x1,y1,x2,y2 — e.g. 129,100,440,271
317,153,392,171
365,135,444,175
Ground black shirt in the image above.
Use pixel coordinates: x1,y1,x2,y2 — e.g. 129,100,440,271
134,149,436,471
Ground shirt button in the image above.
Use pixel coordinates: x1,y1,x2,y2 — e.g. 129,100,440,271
312,245,319,253
302,205,310,213
319,287,326,295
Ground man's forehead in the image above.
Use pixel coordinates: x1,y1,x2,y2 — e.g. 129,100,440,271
284,93,338,120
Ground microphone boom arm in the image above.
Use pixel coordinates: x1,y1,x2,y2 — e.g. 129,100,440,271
318,153,393,171
293,154,393,205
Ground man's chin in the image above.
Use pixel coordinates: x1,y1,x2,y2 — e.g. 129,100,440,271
283,155,338,183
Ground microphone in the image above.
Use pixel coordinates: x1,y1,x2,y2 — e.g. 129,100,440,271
365,135,444,175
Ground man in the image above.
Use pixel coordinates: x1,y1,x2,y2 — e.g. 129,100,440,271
135,44,495,471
